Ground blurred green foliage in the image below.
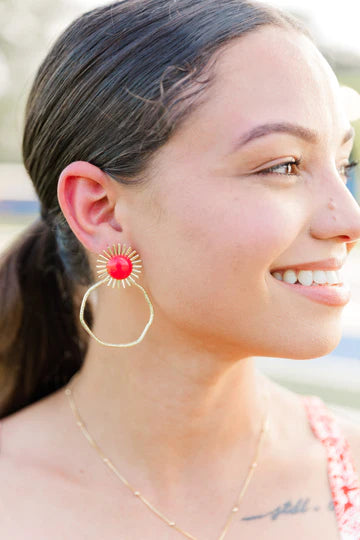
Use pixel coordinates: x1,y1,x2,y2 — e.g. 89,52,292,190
0,0,83,161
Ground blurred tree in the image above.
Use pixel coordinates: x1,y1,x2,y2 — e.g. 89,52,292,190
0,0,85,161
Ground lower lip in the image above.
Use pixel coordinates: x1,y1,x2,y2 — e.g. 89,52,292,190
271,275,351,306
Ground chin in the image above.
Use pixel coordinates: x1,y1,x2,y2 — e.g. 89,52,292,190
276,329,343,360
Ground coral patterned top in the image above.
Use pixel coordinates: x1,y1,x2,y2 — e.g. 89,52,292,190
303,396,360,540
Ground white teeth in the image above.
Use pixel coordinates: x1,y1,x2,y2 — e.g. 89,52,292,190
271,268,343,286
326,270,338,285
283,269,297,284
313,270,327,284
297,270,313,286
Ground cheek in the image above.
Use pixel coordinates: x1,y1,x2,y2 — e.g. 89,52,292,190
140,185,302,319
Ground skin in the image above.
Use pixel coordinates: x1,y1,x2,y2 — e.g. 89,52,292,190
1,25,360,539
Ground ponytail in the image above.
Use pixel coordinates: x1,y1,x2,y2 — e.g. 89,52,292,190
0,218,91,417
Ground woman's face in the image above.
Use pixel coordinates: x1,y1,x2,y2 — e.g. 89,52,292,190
122,26,360,359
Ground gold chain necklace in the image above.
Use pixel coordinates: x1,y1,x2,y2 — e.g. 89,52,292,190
64,376,270,540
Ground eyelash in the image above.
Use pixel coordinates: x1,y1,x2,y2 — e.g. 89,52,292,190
258,159,302,177
258,159,359,180
339,160,359,179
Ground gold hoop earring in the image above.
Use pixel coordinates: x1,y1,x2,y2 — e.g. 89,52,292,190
79,244,154,347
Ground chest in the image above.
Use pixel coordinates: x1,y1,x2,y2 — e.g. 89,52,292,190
0,461,341,540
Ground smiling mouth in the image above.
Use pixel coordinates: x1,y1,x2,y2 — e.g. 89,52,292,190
269,271,351,306
270,268,343,287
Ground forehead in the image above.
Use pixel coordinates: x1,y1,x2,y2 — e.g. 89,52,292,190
174,26,348,152
215,26,337,103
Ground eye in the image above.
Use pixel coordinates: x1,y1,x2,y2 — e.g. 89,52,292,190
338,160,359,181
257,159,301,176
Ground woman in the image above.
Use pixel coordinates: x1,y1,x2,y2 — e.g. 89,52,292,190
0,0,359,538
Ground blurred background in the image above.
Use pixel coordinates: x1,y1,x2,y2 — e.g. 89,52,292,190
0,0,359,417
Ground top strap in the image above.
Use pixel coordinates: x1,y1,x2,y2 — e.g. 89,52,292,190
302,396,360,539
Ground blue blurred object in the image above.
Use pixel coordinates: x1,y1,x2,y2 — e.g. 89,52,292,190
0,199,40,215
331,335,360,360
347,150,359,201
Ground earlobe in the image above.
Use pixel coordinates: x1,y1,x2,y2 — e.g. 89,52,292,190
57,160,124,253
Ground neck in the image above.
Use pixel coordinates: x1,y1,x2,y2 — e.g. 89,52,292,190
67,329,270,496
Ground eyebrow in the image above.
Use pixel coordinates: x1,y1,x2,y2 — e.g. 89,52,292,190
231,122,355,152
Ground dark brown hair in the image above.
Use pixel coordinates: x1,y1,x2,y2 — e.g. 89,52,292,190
0,0,310,417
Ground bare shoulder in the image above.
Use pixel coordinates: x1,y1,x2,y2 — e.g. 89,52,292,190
0,386,67,461
0,385,82,496
0,387,91,532
0,385,112,489
0,390,128,539
329,405,360,474
0,394,63,533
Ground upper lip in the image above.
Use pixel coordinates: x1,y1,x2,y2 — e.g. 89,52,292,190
270,257,346,274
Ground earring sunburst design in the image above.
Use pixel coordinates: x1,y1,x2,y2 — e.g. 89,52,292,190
96,243,142,288
79,243,154,348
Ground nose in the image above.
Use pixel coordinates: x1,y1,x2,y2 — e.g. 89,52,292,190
309,170,360,250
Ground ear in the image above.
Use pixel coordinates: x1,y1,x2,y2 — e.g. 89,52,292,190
57,161,128,253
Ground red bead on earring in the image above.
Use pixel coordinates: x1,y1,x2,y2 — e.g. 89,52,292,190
107,254,133,280
96,244,142,288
